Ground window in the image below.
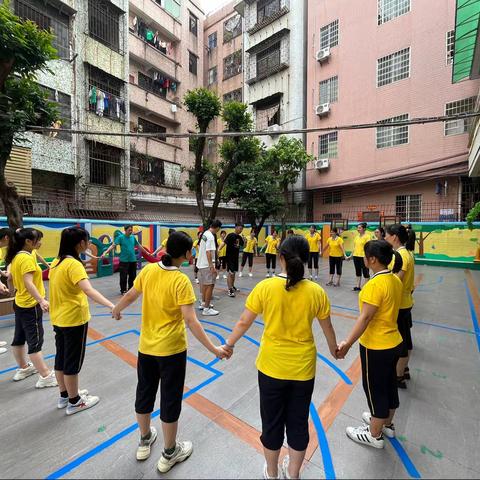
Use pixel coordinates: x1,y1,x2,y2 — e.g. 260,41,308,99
137,118,166,141
88,0,122,52
445,97,476,135
319,76,338,104
223,50,242,80
323,213,342,221
376,114,409,148
88,141,123,187
257,0,281,24
256,100,280,130
224,88,242,103
446,30,455,65
318,132,338,159
41,86,72,141
320,19,339,50
208,32,217,49
378,0,410,25
323,191,342,204
396,194,422,222
189,51,198,75
224,14,242,42
208,67,218,85
164,161,182,188
256,43,281,79
377,47,410,87
15,0,70,59
130,152,165,186
189,12,198,36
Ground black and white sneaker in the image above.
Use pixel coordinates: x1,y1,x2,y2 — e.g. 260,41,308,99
361,411,395,438
346,424,384,449
227,289,235,298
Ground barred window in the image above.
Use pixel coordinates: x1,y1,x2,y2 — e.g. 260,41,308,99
319,76,338,104
88,0,122,52
164,161,182,188
256,43,280,79
88,141,123,187
138,72,167,98
323,190,342,204
446,30,455,65
320,20,339,50
377,47,410,87
223,50,242,80
137,118,166,141
323,213,342,221
208,66,218,85
257,0,281,24
445,97,476,135
189,51,198,75
41,86,72,141
130,152,165,186
189,12,198,36
224,14,242,43
376,114,409,148
15,0,70,59
396,194,421,222
318,132,338,159
208,32,217,49
378,0,410,25
224,88,242,103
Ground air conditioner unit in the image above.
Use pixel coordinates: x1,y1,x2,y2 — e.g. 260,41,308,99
207,192,216,200
266,124,281,134
314,158,330,170
315,103,330,116
316,47,331,62
171,104,178,113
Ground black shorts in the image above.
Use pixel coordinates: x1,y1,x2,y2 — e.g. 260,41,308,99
226,256,239,274
329,256,343,275
135,350,187,423
54,323,89,375
360,344,400,419
11,303,44,354
241,252,254,268
308,252,319,270
397,308,413,357
218,256,227,270
353,256,370,279
258,370,315,452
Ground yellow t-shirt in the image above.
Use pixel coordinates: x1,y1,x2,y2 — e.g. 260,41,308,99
327,236,344,257
218,241,227,257
49,257,90,327
134,262,196,356
265,236,280,255
389,247,414,309
305,232,321,253
246,275,331,381
193,239,199,249
358,271,403,350
244,237,257,254
11,252,45,308
161,238,167,248
353,234,371,257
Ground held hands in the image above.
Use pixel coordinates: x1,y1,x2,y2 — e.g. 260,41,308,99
39,299,49,313
335,340,351,359
213,345,232,360
111,304,122,321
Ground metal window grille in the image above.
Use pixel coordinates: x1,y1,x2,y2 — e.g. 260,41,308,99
223,88,243,103
256,43,280,79
138,72,166,98
318,132,338,159
189,12,198,36
208,66,218,85
15,0,70,59
323,213,342,221
257,0,280,24
223,50,242,80
376,114,409,148
320,19,339,50
88,0,122,52
137,118,166,140
377,47,410,87
130,152,165,186
208,32,217,49
164,161,182,188
224,14,242,42
41,86,72,141
88,141,123,187
319,76,338,104
395,194,422,221
444,97,476,135
189,51,198,75
322,190,342,205
446,30,455,65
377,0,410,25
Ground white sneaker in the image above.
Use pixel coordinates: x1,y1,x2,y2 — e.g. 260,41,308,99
314,275,318,280
0,341,7,347
362,411,395,438
239,272,243,277
66,394,100,416
0,347,7,355
223,274,227,279
137,426,158,461
263,462,280,479
265,273,270,278
202,308,219,316
346,424,384,449
195,278,199,284
281,456,295,479
216,275,220,280
12,362,37,381
157,441,193,473
198,302,214,310
35,370,58,389
57,389,89,409
249,273,253,277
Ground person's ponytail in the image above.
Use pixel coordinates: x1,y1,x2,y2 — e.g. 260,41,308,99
162,252,173,266
391,250,403,273
285,255,305,291
279,236,310,291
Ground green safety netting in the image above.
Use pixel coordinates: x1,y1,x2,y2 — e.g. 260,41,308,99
453,0,480,83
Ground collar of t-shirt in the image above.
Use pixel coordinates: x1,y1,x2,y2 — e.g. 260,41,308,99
397,246,406,252
18,250,32,255
158,261,178,271
370,269,390,279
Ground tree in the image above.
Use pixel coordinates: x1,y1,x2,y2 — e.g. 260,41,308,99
467,201,480,230
265,136,314,239
0,1,58,228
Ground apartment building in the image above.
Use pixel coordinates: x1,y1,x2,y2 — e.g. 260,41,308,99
306,0,480,223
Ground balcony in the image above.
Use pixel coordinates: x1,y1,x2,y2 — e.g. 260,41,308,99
131,137,179,163
129,83,180,124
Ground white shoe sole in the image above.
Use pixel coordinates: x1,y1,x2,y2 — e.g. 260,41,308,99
345,429,384,449
361,412,395,438
13,370,37,382
66,397,100,416
136,428,158,461
35,380,58,389
157,448,193,473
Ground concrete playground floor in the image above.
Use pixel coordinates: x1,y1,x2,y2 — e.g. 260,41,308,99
0,258,479,479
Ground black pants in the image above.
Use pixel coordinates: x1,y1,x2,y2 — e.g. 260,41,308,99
308,252,319,270
119,261,137,293
241,252,254,268
353,256,370,279
54,323,89,375
266,253,276,270
329,256,343,275
11,303,44,354
397,308,413,358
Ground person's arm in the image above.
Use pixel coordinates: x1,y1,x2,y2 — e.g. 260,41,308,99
182,304,229,358
318,315,338,358
112,287,141,319
23,272,49,312
323,242,330,253
317,236,322,254
101,243,116,257
135,238,150,255
36,253,50,269
341,244,347,258
0,281,8,295
6,265,13,296
225,308,257,351
77,279,115,310
84,250,101,260
396,269,405,281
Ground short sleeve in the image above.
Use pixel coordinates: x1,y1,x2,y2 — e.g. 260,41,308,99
114,235,122,246
133,267,146,292
161,239,167,247
400,250,408,272
176,275,196,305
245,283,264,314
68,260,88,285
19,256,37,276
225,234,233,247
360,281,381,307
206,233,216,251
316,289,331,320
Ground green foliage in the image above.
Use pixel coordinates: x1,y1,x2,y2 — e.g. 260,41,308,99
222,101,253,133
184,88,221,130
467,201,480,230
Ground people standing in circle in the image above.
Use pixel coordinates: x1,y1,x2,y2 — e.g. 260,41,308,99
324,228,346,287
347,222,372,291
153,228,176,256
101,225,150,295
337,240,404,449
374,227,385,240
196,220,222,316
217,230,227,280
305,225,322,281
264,231,280,278
49,227,115,415
224,236,338,479
6,228,57,388
192,231,202,284
112,232,229,474
225,223,245,298
239,230,258,278
385,224,415,389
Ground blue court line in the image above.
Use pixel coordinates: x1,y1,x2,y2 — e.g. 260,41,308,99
464,280,480,352
413,320,480,337
387,438,421,478
309,404,336,480
0,314,15,322
331,304,359,313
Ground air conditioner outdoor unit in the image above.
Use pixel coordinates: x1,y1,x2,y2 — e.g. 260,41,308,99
171,104,178,113
315,103,330,116
314,158,330,170
266,124,281,135
316,47,331,62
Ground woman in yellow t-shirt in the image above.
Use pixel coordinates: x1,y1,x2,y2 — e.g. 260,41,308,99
239,231,258,277
305,225,322,280
153,228,176,256
347,222,372,291
113,232,228,472
49,227,114,415
217,230,227,279
225,236,338,479
385,224,415,389
264,230,280,277
337,240,403,450
6,228,57,388
323,228,346,287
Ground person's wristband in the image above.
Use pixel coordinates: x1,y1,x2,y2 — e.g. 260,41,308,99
225,342,235,349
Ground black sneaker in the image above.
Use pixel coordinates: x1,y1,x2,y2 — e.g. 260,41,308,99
227,289,235,298
404,367,411,380
232,286,239,292
397,376,407,389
